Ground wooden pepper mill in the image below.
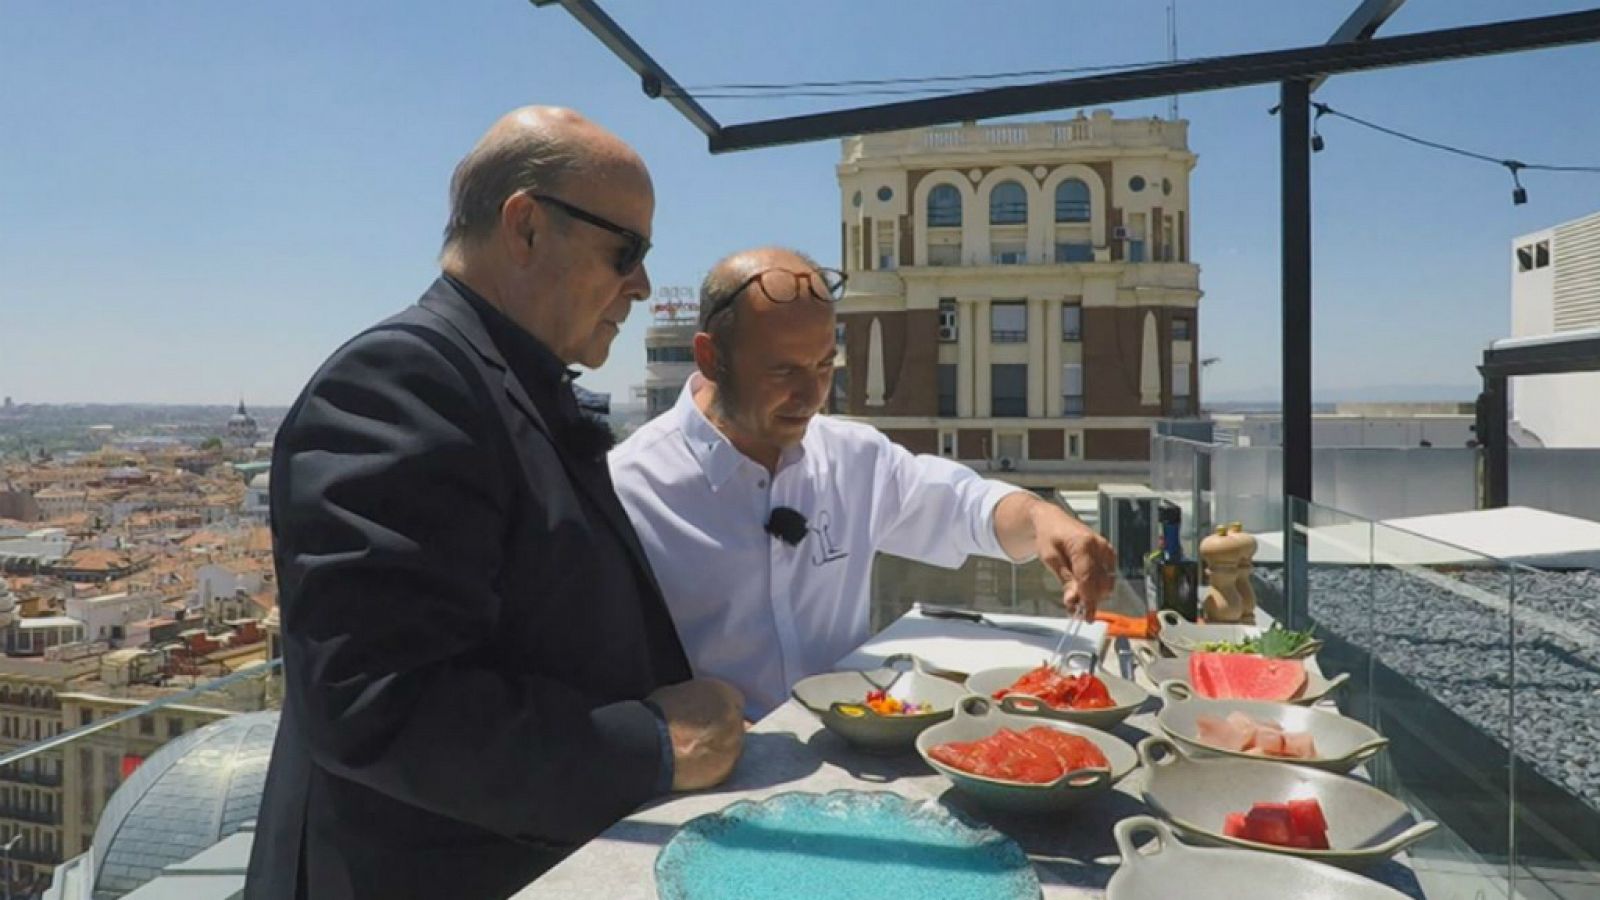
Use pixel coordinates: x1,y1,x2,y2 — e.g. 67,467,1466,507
1200,522,1258,623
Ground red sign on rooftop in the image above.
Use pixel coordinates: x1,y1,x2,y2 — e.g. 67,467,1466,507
651,286,699,324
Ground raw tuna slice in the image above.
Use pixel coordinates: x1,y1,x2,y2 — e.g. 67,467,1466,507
1195,714,1252,751
1280,731,1318,759
1189,652,1307,701
1022,726,1109,771
982,728,1063,783
931,727,1111,784
1252,728,1287,757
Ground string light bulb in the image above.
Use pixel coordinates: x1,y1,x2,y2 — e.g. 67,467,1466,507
1505,161,1528,205
1311,103,1328,153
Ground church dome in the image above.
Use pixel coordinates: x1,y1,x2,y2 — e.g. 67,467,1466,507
89,710,278,897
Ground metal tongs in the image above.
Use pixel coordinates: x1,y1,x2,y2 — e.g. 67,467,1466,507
1048,613,1092,674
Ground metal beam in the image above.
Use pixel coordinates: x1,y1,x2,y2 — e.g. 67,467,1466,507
1312,0,1410,92
1480,331,1600,378
1477,378,1510,508
531,0,721,138
1475,329,1600,508
708,9,1600,152
1273,0,1405,538
1327,0,1410,44
1281,80,1314,506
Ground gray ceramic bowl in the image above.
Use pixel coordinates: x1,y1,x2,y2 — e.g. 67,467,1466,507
965,652,1149,730
1156,610,1323,660
1138,737,1437,870
915,695,1139,814
1137,646,1349,707
1156,681,1388,774
1106,816,1412,900
791,654,969,754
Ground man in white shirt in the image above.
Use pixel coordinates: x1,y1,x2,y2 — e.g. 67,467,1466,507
610,247,1117,717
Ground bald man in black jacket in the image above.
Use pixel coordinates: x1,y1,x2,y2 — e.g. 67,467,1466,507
245,107,744,900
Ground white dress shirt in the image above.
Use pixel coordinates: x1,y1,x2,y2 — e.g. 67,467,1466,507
609,375,1026,717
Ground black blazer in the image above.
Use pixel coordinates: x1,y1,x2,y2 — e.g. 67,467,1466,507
245,278,691,900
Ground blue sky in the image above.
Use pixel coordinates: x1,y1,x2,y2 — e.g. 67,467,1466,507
3,1,1598,405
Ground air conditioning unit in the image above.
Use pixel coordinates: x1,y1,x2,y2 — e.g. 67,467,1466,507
1112,226,1130,240
998,456,1016,472
937,325,957,341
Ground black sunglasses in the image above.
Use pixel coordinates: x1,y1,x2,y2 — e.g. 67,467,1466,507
529,193,651,276
703,266,848,327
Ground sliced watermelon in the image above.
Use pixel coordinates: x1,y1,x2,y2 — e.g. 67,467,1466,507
1223,812,1248,838
1226,799,1330,850
1242,803,1294,845
1189,652,1307,701
1188,654,1219,697
1288,797,1328,835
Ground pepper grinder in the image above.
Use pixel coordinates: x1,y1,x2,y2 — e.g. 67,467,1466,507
1199,522,1257,623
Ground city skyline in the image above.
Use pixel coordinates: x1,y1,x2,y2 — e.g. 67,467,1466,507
4,1,1600,406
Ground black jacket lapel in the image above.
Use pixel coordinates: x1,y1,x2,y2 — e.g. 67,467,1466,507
415,280,676,618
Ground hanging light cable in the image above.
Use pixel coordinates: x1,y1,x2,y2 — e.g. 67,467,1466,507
1285,101,1600,205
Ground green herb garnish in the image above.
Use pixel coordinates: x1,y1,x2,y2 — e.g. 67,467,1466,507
1200,624,1317,658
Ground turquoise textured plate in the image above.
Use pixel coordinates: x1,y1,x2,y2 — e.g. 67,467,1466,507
654,790,1040,900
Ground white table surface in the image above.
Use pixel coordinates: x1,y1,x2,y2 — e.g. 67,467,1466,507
514,611,1426,899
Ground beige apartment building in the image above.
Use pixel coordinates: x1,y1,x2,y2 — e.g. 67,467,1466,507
833,110,1203,489
0,657,230,890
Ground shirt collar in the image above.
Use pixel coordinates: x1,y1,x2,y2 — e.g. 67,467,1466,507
674,374,814,490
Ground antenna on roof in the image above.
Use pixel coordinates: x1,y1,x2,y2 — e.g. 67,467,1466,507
1167,0,1180,121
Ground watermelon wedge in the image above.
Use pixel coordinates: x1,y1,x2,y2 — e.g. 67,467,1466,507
1225,798,1331,850
1188,652,1307,701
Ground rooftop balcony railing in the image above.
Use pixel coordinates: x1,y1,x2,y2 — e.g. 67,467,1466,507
0,659,281,897
1149,433,1600,898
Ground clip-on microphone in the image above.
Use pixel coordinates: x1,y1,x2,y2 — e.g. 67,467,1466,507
765,506,809,546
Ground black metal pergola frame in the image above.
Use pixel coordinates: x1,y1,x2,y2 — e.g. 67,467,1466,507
536,0,1600,521
1478,328,1600,508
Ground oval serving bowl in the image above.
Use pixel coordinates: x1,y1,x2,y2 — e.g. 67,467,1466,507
1137,736,1437,870
1156,610,1324,661
965,652,1149,731
915,696,1138,814
1106,816,1412,900
1137,646,1348,708
1156,681,1388,774
791,654,969,754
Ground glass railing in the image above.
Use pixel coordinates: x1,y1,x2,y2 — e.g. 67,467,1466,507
0,658,281,899
1259,497,1600,899
1149,435,1214,555
1506,560,1600,895
1152,433,1600,527
868,553,1091,632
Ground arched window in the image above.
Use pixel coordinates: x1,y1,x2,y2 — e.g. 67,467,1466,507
927,184,962,228
989,181,1027,225
1055,179,1091,222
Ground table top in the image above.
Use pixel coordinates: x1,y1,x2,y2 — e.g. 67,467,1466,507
514,613,1427,899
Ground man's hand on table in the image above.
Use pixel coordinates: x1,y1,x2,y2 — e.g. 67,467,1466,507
995,494,1117,619
648,677,746,791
